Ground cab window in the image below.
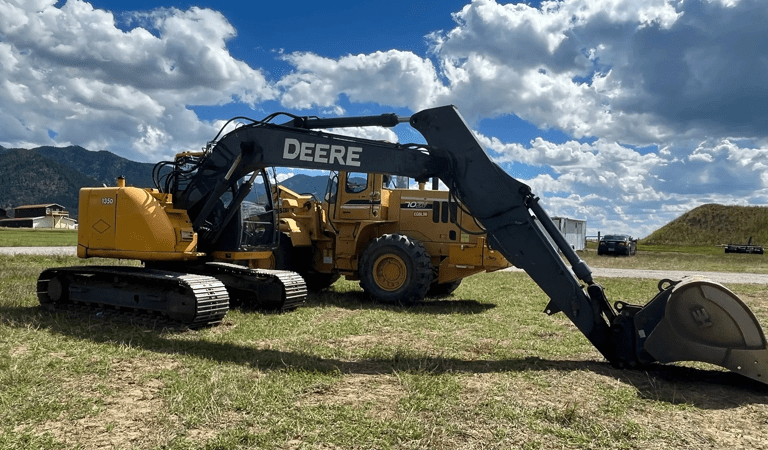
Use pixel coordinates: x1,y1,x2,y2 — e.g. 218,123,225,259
345,173,368,193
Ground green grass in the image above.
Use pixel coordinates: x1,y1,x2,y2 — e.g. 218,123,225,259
1,254,767,449
583,241,768,273
0,228,77,247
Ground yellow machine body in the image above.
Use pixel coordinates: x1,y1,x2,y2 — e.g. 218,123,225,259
272,172,510,287
77,184,202,261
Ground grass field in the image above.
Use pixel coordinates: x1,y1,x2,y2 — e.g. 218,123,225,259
0,228,78,247
581,246,768,274
5,228,768,274
2,254,768,449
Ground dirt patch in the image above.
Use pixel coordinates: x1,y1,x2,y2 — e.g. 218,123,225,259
35,358,180,449
10,344,29,357
323,330,435,354
296,374,406,421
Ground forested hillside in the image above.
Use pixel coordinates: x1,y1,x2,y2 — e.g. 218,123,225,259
0,149,99,216
0,145,326,219
35,145,156,188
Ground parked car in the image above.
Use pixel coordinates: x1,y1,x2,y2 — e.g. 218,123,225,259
597,234,637,256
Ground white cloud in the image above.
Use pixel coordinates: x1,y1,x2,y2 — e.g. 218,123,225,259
418,0,768,146
277,50,447,113
325,125,399,143
476,127,768,236
0,0,275,160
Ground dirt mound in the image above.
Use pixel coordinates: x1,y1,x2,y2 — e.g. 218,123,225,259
643,204,768,246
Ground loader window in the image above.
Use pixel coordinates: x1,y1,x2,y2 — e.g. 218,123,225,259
382,175,396,190
383,175,407,189
345,173,368,193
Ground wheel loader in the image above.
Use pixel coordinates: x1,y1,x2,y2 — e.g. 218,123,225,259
38,105,768,386
258,172,510,303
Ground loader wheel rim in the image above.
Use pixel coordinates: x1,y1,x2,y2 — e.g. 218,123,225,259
372,254,407,291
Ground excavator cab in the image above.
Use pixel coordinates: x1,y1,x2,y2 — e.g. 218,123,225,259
211,170,278,252
165,150,280,255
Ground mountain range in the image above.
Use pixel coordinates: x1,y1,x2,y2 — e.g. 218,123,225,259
0,145,329,218
1,145,765,247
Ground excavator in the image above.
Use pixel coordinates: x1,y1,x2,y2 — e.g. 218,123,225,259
37,105,768,385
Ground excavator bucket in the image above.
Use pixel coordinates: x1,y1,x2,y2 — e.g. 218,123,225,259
637,277,768,383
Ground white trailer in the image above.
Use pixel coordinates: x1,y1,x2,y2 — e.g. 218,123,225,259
535,216,586,252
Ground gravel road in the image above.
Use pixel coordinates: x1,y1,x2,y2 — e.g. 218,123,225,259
0,246,77,256
587,267,768,285
502,266,768,285
3,246,768,285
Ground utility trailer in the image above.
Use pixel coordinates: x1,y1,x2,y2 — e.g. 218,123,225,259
724,237,764,254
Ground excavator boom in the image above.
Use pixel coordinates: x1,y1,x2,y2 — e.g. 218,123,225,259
174,104,768,385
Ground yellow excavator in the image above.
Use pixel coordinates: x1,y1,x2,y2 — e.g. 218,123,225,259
38,105,768,385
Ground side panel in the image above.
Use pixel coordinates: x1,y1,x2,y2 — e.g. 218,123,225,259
78,188,117,254
114,188,178,252
78,187,199,261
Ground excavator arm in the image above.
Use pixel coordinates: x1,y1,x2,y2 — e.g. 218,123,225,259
173,105,768,384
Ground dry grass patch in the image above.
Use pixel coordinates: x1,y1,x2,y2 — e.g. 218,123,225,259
32,358,180,450
296,374,406,421
323,330,435,354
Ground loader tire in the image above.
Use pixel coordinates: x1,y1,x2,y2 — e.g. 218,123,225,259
359,234,433,305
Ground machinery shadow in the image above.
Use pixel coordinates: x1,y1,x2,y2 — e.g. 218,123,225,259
3,304,767,409
302,290,497,315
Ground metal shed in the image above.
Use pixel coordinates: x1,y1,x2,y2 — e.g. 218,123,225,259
535,216,587,252
552,217,586,251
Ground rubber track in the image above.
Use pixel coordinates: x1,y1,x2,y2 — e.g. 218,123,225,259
200,262,307,311
37,266,230,328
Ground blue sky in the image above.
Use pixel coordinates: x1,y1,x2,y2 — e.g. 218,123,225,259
3,0,768,237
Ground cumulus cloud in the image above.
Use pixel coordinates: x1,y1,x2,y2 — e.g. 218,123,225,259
272,0,768,147
424,0,768,145
0,0,274,160
277,50,448,113
477,128,768,237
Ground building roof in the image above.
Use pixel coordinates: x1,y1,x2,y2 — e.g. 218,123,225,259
0,217,35,223
14,203,66,210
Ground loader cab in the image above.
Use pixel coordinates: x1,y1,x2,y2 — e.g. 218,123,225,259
325,171,388,221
